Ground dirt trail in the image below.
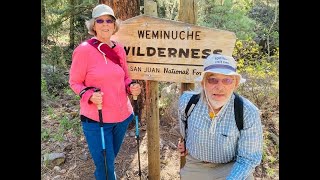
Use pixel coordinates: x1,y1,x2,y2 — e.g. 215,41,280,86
41,119,181,180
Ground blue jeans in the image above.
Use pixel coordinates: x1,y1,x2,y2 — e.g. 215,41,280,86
81,113,134,180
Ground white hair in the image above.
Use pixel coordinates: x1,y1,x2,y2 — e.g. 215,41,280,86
85,17,120,36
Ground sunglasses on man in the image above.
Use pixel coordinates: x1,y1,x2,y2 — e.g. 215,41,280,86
206,77,234,85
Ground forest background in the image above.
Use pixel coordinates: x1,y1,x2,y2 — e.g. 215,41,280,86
41,0,279,179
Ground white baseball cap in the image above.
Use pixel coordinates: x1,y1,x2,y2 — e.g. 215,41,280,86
195,54,246,83
92,4,116,19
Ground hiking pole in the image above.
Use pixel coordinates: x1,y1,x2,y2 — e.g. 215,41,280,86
94,88,108,180
133,94,142,180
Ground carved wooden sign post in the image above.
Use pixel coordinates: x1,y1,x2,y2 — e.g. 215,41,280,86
112,15,236,83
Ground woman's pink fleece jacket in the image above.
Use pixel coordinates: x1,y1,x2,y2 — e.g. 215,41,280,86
69,40,133,123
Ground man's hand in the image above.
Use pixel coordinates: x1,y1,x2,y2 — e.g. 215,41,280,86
178,138,188,156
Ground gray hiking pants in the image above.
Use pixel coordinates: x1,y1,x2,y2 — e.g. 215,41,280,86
180,155,254,180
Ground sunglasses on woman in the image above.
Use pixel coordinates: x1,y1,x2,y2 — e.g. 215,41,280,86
95,19,115,24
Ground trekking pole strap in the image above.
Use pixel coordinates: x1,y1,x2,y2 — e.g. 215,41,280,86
79,86,95,98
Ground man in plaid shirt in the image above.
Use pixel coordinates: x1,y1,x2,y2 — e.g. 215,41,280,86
178,53,263,180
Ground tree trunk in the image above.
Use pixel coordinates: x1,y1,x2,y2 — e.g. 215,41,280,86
41,0,48,44
99,0,140,20
69,0,75,49
177,0,197,24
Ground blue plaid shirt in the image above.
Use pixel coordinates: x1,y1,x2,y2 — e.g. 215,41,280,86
179,92,263,180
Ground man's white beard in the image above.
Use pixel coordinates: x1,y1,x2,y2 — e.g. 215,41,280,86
205,90,232,110
208,97,228,110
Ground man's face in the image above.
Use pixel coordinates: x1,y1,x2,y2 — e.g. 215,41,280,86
202,73,238,109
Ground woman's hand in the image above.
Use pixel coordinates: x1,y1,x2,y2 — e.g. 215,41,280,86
89,91,104,105
130,83,141,96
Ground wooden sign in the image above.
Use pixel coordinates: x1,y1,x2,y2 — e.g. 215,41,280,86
112,15,236,83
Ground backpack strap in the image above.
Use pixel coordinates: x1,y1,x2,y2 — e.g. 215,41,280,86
86,38,121,67
234,93,244,131
183,94,200,132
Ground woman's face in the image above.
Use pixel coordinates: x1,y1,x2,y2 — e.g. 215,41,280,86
202,73,238,109
93,15,115,40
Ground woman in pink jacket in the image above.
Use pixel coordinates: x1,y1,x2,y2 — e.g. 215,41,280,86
69,4,141,180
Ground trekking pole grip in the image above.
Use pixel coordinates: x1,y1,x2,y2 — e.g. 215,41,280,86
133,95,139,115
130,80,139,113
130,80,138,100
94,88,102,110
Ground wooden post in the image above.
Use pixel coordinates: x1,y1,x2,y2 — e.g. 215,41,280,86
146,80,160,180
144,1,160,180
178,0,197,169
178,0,196,94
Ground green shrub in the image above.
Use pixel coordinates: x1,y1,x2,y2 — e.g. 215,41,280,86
233,39,278,108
